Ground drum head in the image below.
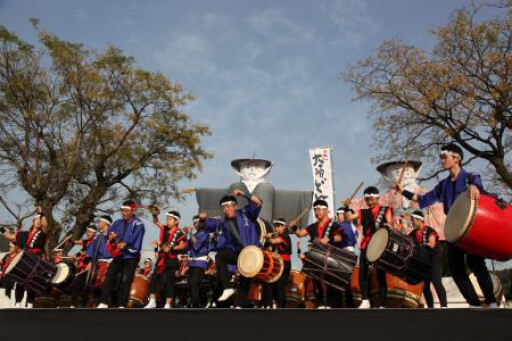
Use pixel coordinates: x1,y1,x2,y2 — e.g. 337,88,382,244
52,263,71,284
238,246,264,278
445,190,475,243
366,229,389,263
4,250,25,275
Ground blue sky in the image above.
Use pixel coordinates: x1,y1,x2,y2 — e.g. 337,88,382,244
0,0,483,248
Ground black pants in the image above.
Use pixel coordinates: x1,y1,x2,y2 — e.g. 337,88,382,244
71,271,90,307
360,251,387,307
150,268,177,299
99,258,139,307
448,244,495,305
423,255,447,308
272,261,291,308
4,280,25,303
188,266,205,308
215,249,250,307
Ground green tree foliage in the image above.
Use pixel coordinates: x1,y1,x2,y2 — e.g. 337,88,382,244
0,23,211,247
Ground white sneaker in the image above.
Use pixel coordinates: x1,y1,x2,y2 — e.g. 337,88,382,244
163,304,172,309
469,305,482,309
14,303,21,308
70,306,76,309
379,306,386,309
118,306,125,309
218,288,236,301
358,300,371,309
97,303,108,309
144,300,157,309
488,302,498,309
317,305,326,309
205,301,212,309
26,303,33,309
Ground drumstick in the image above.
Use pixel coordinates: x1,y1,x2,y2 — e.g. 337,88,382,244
397,160,408,186
291,208,310,226
181,188,196,194
344,181,364,206
52,234,73,252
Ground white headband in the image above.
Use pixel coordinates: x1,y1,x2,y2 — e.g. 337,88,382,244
221,201,237,207
32,214,42,221
411,214,424,221
336,208,346,214
121,205,133,210
364,194,380,198
440,150,460,158
273,220,287,226
313,205,328,209
165,212,180,221
86,227,97,233
99,218,111,225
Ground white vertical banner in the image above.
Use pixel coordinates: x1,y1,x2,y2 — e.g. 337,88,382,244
309,146,335,218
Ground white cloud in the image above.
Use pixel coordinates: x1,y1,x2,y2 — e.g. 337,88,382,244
319,0,379,48
249,8,316,44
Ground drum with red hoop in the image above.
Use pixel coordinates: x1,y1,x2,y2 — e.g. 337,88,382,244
238,246,284,283
445,191,512,261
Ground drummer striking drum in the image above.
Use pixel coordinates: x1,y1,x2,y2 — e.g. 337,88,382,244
395,144,497,308
201,189,263,307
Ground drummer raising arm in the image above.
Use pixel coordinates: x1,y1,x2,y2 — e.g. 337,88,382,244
395,143,496,308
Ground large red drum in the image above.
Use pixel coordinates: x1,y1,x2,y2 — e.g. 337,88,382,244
445,191,512,261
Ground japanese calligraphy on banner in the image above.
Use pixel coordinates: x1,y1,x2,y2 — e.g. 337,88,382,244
309,146,335,218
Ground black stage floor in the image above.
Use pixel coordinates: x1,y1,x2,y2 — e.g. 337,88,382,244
1,309,511,341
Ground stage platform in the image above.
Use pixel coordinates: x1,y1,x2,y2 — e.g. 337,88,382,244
1,309,512,341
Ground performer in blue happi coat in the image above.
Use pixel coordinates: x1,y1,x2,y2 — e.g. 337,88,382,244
336,206,358,308
396,144,496,307
70,215,112,308
201,189,263,307
187,215,212,307
97,200,145,308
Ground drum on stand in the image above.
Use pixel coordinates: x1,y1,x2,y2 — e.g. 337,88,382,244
445,191,512,261
350,266,362,307
366,228,432,285
50,262,75,307
284,270,315,308
238,246,284,283
370,272,424,308
247,280,263,303
128,274,151,308
302,241,356,292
